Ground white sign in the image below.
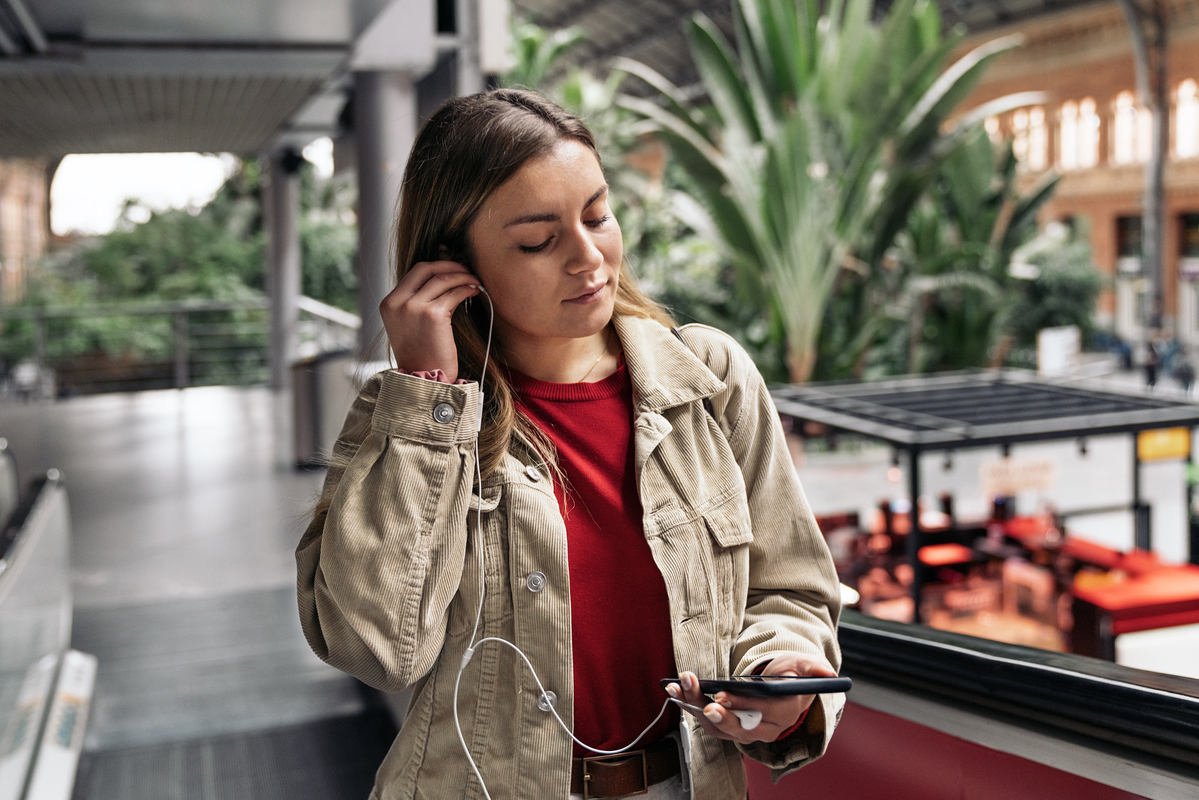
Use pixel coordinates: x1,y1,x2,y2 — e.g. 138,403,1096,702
981,456,1057,497
1037,325,1080,378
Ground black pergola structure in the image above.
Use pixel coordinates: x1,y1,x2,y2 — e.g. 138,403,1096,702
771,370,1199,623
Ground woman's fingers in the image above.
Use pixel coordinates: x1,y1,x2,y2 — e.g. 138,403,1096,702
381,260,481,379
673,666,829,745
384,262,478,311
672,673,742,742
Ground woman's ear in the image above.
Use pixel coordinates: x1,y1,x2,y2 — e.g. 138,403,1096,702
438,244,452,262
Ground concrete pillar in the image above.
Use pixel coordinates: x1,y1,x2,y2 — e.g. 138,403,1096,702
354,71,417,360
265,149,302,391
456,0,483,96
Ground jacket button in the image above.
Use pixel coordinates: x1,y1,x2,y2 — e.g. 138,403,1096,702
525,465,541,482
536,690,557,712
432,403,455,424
526,571,546,593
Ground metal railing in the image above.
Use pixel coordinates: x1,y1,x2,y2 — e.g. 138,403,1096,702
297,295,360,359
0,297,361,398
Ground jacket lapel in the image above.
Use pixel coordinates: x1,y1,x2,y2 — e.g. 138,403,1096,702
616,316,726,481
614,316,725,414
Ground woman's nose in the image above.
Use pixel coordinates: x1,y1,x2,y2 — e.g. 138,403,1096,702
564,224,604,273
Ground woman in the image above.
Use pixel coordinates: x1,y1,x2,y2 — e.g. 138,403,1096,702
296,88,843,800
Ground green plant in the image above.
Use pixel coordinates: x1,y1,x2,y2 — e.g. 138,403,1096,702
844,129,1061,376
501,18,588,90
617,0,1039,382
1006,219,1102,353
301,169,359,312
2,156,357,388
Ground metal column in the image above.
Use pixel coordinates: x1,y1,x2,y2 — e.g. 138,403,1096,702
1189,442,1198,566
907,447,923,624
354,71,417,360
265,150,302,392
1133,433,1152,551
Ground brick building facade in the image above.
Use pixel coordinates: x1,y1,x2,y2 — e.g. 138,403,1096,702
0,159,50,305
959,0,1199,346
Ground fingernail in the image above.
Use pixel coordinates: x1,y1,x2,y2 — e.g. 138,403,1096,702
665,684,679,698
704,708,722,723
683,674,694,690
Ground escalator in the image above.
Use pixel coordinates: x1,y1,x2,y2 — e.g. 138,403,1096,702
1,472,398,800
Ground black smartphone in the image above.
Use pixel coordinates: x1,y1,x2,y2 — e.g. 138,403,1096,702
660,675,851,698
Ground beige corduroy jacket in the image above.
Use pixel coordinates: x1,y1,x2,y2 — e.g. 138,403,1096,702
296,316,843,800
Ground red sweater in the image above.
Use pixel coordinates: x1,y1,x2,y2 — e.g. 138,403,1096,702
510,360,679,755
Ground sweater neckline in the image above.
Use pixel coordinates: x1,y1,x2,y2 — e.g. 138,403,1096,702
509,356,628,402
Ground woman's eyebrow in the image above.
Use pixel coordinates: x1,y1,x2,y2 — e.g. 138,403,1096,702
501,186,609,228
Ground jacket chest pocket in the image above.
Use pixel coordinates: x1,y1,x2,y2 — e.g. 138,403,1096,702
650,493,753,640
702,495,753,641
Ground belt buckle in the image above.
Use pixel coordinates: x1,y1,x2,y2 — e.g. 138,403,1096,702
582,749,648,799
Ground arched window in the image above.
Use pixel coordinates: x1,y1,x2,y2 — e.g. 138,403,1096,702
1178,79,1199,159
1112,91,1151,165
1079,97,1101,168
1113,91,1138,164
1012,107,1049,171
1028,107,1049,171
985,115,1002,143
1059,101,1080,169
1061,98,1101,169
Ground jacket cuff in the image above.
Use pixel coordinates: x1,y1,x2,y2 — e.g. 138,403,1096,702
394,368,471,385
738,691,844,778
371,370,481,445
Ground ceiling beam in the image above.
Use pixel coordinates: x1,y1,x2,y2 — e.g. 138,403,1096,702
1,0,46,53
0,22,19,56
0,43,348,76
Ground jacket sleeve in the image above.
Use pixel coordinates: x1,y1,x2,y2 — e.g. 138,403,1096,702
693,328,844,779
296,370,482,692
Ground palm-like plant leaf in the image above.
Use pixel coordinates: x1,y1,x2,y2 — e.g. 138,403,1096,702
619,0,1037,381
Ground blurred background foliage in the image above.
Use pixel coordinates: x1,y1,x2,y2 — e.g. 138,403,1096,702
9,0,1103,388
510,0,1099,383
0,156,358,380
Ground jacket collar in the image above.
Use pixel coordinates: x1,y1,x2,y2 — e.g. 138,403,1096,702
614,315,726,413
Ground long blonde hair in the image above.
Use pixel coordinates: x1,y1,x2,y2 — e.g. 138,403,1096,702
392,89,672,480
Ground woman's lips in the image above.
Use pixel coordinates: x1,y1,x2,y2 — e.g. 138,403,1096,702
565,284,606,304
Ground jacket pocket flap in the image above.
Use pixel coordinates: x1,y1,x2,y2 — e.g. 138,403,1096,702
470,487,502,513
703,497,754,547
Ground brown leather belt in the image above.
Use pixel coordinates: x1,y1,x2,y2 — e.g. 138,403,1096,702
569,737,680,799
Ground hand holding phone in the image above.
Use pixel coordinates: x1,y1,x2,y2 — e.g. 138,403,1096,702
664,654,839,745
379,260,481,382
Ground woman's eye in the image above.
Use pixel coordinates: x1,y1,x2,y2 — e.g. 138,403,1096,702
585,214,611,229
519,238,552,254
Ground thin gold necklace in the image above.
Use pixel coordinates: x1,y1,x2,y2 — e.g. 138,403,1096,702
576,328,610,383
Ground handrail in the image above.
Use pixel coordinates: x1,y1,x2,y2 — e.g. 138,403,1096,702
0,296,361,322
838,609,1199,767
0,472,51,579
297,296,361,329
0,297,360,395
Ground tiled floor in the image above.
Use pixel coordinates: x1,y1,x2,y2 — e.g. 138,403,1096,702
0,386,323,609
0,387,365,755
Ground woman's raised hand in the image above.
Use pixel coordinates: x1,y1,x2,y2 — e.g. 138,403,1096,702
380,261,481,383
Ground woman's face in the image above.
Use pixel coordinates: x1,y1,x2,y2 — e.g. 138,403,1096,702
467,138,622,351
